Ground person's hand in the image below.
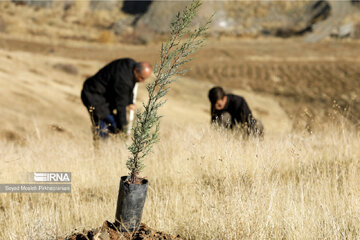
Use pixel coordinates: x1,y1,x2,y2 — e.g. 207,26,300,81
127,104,136,111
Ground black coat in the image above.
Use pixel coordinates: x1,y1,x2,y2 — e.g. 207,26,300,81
81,58,137,130
211,94,254,128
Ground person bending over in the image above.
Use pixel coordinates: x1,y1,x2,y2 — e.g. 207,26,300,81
208,86,264,137
81,58,152,140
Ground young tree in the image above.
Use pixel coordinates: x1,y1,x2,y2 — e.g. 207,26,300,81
126,0,211,184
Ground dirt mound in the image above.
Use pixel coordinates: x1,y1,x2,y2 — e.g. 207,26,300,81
60,221,182,240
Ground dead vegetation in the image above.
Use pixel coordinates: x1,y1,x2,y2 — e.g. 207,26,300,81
1,118,359,239
0,1,359,239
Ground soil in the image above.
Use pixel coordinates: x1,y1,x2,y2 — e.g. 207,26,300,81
125,177,146,185
59,221,183,240
0,34,359,138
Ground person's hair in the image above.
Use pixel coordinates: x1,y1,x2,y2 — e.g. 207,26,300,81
134,62,152,74
208,86,226,105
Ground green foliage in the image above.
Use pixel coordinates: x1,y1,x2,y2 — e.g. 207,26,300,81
126,0,211,182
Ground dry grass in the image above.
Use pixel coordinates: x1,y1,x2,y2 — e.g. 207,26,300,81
0,12,359,237
1,119,359,239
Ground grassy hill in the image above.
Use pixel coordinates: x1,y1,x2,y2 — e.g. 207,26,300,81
0,1,360,239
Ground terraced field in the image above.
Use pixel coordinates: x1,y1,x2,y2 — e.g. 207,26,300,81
190,61,359,99
186,41,360,129
0,34,359,130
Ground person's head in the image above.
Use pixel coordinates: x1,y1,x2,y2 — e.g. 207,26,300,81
208,86,228,110
134,62,153,83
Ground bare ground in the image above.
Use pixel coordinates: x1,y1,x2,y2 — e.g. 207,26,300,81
0,34,359,143
60,221,182,240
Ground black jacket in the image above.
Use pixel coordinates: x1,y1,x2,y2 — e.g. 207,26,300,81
211,94,254,128
81,58,136,130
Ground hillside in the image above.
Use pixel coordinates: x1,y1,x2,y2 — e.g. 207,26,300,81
0,1,360,239
0,37,295,145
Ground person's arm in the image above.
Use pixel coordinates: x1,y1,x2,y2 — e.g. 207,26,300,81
114,84,131,131
239,98,253,126
210,105,218,123
211,105,215,122
129,90,134,105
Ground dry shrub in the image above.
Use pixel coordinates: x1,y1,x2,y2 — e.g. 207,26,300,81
97,30,115,44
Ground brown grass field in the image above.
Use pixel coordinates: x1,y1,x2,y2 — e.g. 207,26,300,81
1,2,360,239
1,115,359,239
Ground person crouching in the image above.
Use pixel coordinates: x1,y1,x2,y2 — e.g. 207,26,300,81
208,86,264,137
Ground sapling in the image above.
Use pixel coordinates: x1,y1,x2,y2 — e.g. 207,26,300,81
126,0,211,183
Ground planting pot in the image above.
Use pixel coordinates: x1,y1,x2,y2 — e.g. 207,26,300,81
115,176,148,232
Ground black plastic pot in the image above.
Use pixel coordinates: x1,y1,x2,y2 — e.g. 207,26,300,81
115,176,148,232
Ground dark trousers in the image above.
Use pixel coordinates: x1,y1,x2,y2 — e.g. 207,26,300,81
81,90,117,139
